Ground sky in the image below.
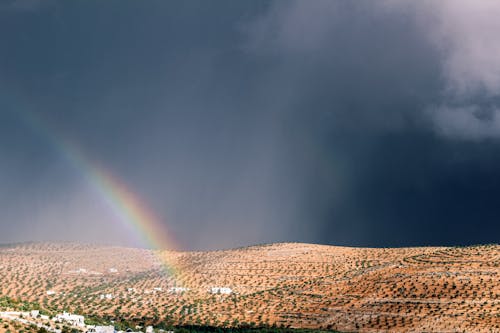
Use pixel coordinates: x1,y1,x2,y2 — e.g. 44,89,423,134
0,0,499,250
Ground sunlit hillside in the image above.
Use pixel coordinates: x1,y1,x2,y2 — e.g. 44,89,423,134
0,242,498,332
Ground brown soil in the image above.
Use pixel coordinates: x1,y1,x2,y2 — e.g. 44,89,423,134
0,242,498,332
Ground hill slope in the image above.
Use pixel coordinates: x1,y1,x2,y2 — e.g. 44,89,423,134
0,242,498,332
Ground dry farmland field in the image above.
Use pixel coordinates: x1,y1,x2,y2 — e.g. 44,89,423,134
0,242,498,332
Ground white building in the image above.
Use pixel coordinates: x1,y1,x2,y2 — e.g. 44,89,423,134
46,290,56,295
209,287,232,294
55,312,85,327
99,294,113,300
87,325,115,333
167,287,189,294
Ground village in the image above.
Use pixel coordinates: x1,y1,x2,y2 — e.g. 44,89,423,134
1,271,234,333
0,309,173,333
1,273,234,333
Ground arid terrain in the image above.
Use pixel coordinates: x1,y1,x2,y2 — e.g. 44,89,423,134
0,242,498,332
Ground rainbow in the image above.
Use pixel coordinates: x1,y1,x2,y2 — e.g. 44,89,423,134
19,109,181,276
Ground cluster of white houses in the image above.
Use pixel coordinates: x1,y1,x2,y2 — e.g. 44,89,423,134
0,310,165,333
55,312,85,327
4,284,235,332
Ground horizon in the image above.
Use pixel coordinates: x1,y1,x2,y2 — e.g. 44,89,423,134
1,0,500,251
1,239,498,252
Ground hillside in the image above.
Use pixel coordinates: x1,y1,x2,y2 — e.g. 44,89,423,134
0,242,498,332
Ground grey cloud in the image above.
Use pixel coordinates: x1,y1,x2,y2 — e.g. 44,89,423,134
429,105,500,140
429,1,500,139
385,0,500,139
425,1,500,96
382,0,500,95
242,0,440,131
250,0,500,139
1,1,499,250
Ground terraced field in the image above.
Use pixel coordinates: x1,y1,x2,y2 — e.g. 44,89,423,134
0,242,498,332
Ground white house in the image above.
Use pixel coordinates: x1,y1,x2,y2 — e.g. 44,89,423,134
209,287,232,294
167,287,189,294
55,312,85,327
87,325,115,333
99,294,113,300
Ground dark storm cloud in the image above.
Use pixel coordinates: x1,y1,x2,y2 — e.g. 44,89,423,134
0,0,498,249
389,1,500,139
